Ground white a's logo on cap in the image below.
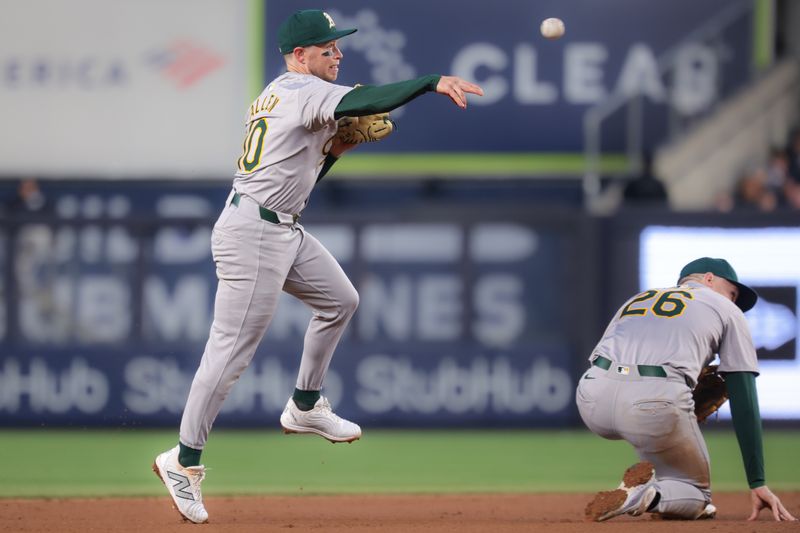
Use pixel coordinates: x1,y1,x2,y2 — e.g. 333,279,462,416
323,12,335,28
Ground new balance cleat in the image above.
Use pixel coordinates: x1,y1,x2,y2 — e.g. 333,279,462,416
280,396,361,443
152,445,209,524
585,461,658,522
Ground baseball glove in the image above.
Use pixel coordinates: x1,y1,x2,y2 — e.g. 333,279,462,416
692,365,728,422
335,113,395,144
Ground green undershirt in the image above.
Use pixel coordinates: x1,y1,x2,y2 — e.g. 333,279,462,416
318,74,442,181
723,371,765,488
334,75,441,118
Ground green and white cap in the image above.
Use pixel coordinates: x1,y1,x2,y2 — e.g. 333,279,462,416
278,10,357,54
679,257,758,312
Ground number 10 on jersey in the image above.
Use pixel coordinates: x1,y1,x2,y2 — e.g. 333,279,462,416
238,118,268,173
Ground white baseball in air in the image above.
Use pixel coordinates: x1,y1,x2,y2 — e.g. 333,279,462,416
540,17,565,40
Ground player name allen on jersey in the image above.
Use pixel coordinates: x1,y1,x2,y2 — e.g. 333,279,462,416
247,88,279,121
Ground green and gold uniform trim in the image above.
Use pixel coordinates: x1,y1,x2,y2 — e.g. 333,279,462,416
620,290,694,319
592,355,668,378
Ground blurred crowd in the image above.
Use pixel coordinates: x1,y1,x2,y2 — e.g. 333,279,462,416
716,128,800,212
1,177,50,215
6,128,800,216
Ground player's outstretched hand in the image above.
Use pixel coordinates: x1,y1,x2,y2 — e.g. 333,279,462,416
748,486,797,521
436,76,483,109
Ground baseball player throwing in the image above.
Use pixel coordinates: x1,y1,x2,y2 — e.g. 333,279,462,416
152,9,483,523
577,257,796,522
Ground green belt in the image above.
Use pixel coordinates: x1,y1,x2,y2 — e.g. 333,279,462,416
592,355,667,378
231,192,298,224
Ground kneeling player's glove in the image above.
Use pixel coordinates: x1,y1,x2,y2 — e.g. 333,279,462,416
335,113,395,144
692,365,728,422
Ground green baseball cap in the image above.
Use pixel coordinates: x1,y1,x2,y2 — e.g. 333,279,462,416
678,257,758,312
278,10,357,54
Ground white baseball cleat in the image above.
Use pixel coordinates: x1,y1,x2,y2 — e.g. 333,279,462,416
152,445,209,524
585,461,658,522
696,503,717,519
280,396,362,443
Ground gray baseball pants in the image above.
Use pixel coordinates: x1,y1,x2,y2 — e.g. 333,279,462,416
179,191,359,449
576,362,711,519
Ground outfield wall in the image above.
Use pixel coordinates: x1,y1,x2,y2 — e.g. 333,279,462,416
0,182,797,427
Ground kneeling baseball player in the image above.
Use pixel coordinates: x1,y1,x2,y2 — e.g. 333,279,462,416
151,9,483,523
577,257,796,521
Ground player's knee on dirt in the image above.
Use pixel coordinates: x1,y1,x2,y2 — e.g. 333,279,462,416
649,480,708,519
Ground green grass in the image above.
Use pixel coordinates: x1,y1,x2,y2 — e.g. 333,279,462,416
328,153,628,177
0,429,797,498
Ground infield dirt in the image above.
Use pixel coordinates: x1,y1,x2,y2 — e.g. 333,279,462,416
2,492,798,532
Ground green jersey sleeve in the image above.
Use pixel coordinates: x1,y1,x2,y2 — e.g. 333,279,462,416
724,371,765,489
334,75,441,118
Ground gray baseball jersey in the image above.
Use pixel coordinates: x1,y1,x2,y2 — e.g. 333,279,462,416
576,280,759,519
591,281,759,387
178,72,358,450
233,72,351,214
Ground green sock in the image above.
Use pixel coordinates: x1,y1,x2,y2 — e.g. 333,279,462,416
178,443,202,467
292,388,320,411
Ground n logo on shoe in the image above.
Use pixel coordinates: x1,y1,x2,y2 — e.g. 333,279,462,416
167,471,194,501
